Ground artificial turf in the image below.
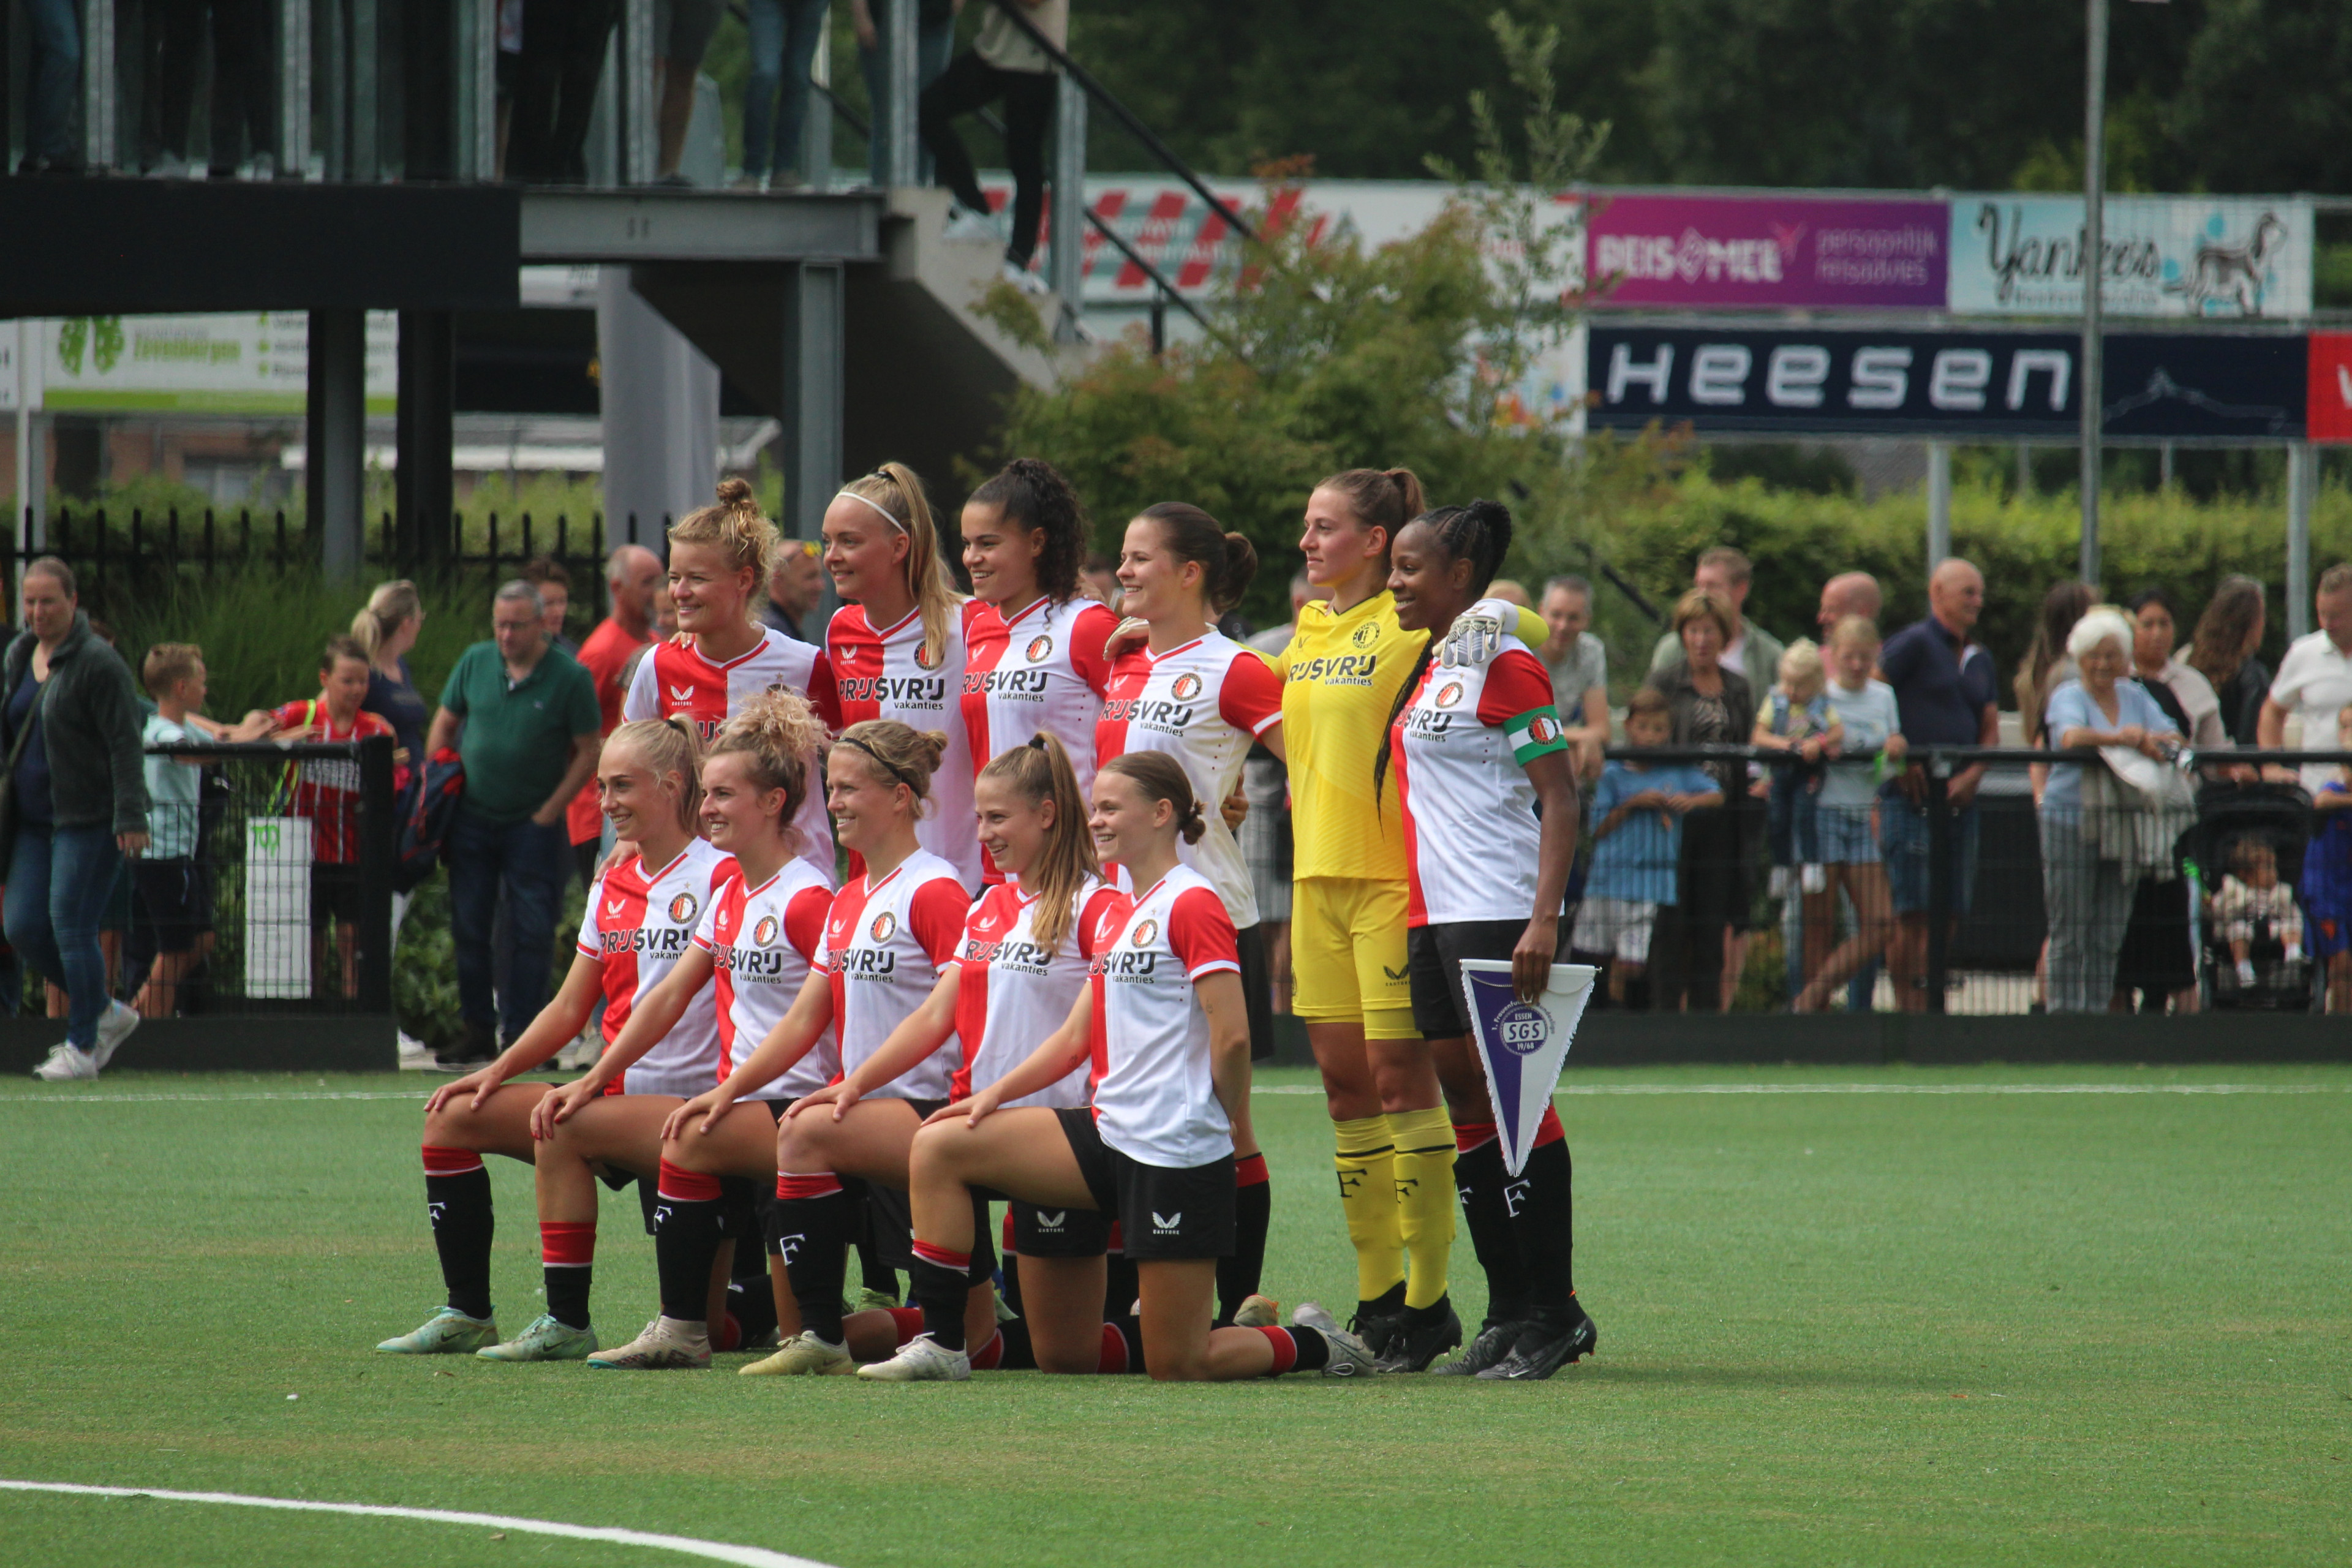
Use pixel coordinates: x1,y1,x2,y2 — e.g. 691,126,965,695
1,1063,2345,1567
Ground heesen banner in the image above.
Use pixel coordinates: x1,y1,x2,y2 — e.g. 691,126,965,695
1587,326,2308,440
1950,195,2313,319
1584,194,1947,311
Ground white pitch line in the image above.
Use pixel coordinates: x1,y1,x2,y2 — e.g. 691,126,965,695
0,1479,837,1568
1253,1082,2341,1096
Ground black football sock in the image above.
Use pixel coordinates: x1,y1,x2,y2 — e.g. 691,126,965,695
1215,1152,1270,1327
907,1240,971,1351
1357,1280,1407,1325
1255,1324,1332,1374
854,1205,897,1300
421,1148,494,1321
1513,1116,1578,1319
1102,1250,1139,1322
652,1161,726,1325
774,1174,851,1343
540,1221,595,1330
1453,1126,1534,1324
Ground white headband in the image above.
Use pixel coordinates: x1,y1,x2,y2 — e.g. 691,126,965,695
834,489,907,533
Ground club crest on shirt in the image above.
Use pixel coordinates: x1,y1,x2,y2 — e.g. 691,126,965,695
1528,715,1559,744
870,910,899,943
1025,635,1054,663
753,914,780,948
1434,681,1464,709
668,891,699,925
1350,621,1381,650
1129,918,1159,948
913,641,940,670
1170,673,1202,701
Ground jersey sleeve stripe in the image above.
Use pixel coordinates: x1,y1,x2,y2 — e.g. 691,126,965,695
1185,959,1243,980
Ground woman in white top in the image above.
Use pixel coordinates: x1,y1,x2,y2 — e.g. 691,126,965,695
1793,616,1907,1013
876,752,1380,1384
379,720,728,1362
660,720,976,1374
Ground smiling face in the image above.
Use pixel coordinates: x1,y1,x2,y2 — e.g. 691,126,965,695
2076,633,2128,691
321,654,371,721
826,744,911,857
668,540,754,638
699,749,788,856
1387,519,1471,635
975,772,1054,879
598,737,672,843
960,499,1043,608
823,494,910,606
1541,583,1589,650
1088,768,1170,867
1298,486,1384,593
1116,518,1200,625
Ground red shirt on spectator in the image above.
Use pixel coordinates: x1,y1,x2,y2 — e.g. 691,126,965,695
268,702,397,865
568,615,650,846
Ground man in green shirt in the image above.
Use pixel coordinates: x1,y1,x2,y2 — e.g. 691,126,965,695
425,581,601,1067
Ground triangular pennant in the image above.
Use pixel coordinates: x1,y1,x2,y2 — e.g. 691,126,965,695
1458,960,1596,1177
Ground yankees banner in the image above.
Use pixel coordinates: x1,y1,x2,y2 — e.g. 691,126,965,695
1459,961,1597,1178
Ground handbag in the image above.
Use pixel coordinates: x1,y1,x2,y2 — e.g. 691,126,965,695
0,666,51,853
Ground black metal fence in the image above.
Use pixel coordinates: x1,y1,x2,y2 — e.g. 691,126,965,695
12,736,399,1020
1569,745,2352,1017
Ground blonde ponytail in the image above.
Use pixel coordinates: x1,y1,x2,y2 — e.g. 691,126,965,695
840,462,962,666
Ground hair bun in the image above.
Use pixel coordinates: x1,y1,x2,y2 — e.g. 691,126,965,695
715,476,756,509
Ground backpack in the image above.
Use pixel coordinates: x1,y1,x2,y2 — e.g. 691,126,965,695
393,746,466,894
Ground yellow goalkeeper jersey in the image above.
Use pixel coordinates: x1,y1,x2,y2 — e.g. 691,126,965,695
1275,592,1544,882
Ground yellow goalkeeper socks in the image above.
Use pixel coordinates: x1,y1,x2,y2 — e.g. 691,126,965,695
1389,1105,1458,1310
1332,1114,1405,1306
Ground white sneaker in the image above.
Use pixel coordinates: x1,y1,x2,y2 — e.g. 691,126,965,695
92,1001,140,1070
2236,959,2257,987
943,205,1000,244
396,1031,433,1071
554,1031,600,1072
586,1315,710,1370
739,1329,853,1377
2284,944,2304,966
32,1043,97,1082
1289,1301,1381,1378
1000,260,1053,296
855,1332,971,1382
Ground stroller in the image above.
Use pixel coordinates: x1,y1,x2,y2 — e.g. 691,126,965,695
2189,782,2315,1011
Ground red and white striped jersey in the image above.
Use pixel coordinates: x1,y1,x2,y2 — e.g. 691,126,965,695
1095,631,1283,927
622,628,840,884
818,849,971,1101
961,595,1120,796
949,875,1124,1109
827,601,984,889
576,839,735,1098
694,859,837,1102
1392,639,1569,926
1087,864,1241,1169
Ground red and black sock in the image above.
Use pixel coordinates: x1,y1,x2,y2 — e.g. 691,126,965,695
907,1240,970,1351
1253,1324,1331,1376
540,1219,596,1330
652,1161,726,1326
1452,1122,1534,1324
774,1172,851,1343
1514,1111,1577,1316
1215,1152,1270,1327
422,1146,494,1321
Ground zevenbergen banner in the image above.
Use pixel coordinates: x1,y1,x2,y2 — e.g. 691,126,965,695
1949,195,2313,320
1585,193,1947,311
1586,327,2307,440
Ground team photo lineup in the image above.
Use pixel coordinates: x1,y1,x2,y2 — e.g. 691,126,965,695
377,459,1591,1385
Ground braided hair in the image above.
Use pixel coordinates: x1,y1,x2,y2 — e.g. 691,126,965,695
970,459,1088,605
1372,498,1517,802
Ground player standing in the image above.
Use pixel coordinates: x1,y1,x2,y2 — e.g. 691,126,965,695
1381,499,1598,1379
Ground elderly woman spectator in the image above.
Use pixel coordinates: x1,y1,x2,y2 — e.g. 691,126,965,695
2182,575,2270,748
1645,589,1758,1012
2038,608,2184,1014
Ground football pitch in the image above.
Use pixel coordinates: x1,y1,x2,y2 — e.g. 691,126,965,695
1,1063,2345,1567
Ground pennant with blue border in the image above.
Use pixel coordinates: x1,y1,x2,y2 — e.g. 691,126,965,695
1459,960,1596,1177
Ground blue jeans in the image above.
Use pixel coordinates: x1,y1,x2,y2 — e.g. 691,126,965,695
4,823,123,1047
23,0,83,162
446,807,570,1045
858,11,955,185
742,0,829,177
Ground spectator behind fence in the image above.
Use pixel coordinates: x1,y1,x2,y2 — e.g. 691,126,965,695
2296,702,2352,1011
2114,587,2211,1014
7,559,149,1080
1817,571,1882,637
1644,589,1757,1012
507,0,619,183
738,0,829,189
353,580,429,770
1879,558,2000,1014
571,545,665,887
2258,562,2352,794
2015,580,2097,752
1538,575,1611,780
1751,637,1836,894
426,581,601,1068
2184,575,2270,748
761,538,824,643
130,645,270,1019
2128,587,2226,751
1648,546,1786,700
2037,608,2182,1014
1793,616,1904,1012
521,555,577,657
270,638,401,1001
2219,837,2304,990
922,0,1064,283
1571,688,1721,1008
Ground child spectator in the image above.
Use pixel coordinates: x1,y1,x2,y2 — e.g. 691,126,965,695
1792,617,1905,1012
131,646,266,1016
270,636,399,1000
1571,687,1723,1006
1752,637,1839,898
2295,701,2352,1009
2217,837,2304,991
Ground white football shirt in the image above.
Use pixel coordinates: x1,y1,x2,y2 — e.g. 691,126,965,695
1087,864,1241,1169
576,839,735,1098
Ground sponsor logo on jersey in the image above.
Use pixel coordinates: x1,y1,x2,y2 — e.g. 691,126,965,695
1435,681,1464,709
1098,948,1161,979
837,673,948,706
605,899,629,919
1404,706,1455,741
1289,652,1378,687
974,666,1050,699
1528,714,1560,744
752,913,780,948
1151,1210,1182,1234
1026,635,1054,663
1098,695,1197,731
598,925,692,957
1129,918,1159,948
669,685,697,704
869,910,898,944
835,946,899,979
668,891,700,925
963,937,1054,976
1350,620,1381,650
1170,673,1204,701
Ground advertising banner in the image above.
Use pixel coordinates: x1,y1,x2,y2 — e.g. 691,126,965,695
2309,333,2352,445
1587,326,2307,440
1458,960,1595,1178
1949,195,2313,319
32,312,399,415
1584,194,1947,311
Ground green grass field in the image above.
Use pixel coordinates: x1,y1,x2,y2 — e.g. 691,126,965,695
2,1064,2346,1566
